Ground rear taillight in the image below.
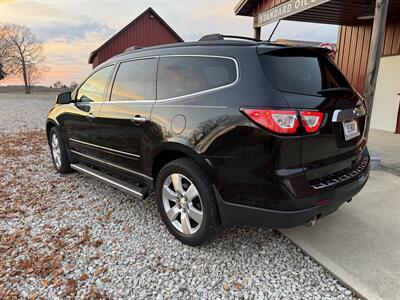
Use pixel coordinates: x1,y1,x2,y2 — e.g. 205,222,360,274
300,111,324,133
243,109,299,134
242,109,324,135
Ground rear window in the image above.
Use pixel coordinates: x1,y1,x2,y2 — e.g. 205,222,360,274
157,56,237,100
260,49,350,96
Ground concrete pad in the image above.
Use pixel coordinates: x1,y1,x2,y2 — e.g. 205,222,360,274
282,170,400,300
368,130,400,176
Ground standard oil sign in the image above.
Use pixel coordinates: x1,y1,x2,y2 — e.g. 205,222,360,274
256,0,330,27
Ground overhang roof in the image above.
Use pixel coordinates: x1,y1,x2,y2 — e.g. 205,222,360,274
234,0,259,16
88,7,183,64
235,0,400,26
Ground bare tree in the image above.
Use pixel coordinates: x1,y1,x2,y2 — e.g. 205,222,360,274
53,80,63,89
1,24,47,93
0,63,5,81
69,81,78,91
0,24,13,79
26,64,49,93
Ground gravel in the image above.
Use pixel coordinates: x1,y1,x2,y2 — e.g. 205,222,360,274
0,93,55,133
0,93,357,299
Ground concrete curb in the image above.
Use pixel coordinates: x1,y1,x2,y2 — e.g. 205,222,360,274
281,232,383,300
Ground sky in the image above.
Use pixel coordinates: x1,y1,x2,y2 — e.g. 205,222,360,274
0,0,338,86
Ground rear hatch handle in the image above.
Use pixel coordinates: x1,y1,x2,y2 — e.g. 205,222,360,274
332,105,367,122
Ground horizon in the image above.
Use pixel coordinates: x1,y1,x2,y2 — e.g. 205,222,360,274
0,0,338,86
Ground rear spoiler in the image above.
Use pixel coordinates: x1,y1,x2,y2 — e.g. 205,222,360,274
257,45,331,56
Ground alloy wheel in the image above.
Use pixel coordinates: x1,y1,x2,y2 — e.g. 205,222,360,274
162,173,203,235
51,133,62,169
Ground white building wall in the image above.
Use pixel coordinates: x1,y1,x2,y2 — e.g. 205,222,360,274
370,55,400,132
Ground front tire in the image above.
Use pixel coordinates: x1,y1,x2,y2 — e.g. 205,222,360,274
155,158,220,246
48,127,71,174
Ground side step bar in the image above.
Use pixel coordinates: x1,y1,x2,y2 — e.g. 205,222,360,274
71,163,147,199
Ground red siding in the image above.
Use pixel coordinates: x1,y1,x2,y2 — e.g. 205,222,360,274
92,11,182,68
253,0,285,16
337,20,400,94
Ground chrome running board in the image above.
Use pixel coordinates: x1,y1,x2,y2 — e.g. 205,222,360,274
71,163,146,199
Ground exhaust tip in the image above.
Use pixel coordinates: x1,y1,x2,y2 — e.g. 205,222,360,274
306,216,318,227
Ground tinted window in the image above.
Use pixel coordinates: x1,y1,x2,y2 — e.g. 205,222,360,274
111,59,156,101
260,50,350,96
157,56,237,99
77,66,113,102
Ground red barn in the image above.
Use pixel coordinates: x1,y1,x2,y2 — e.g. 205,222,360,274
88,7,183,68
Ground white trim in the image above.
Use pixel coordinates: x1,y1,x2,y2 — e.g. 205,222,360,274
102,54,239,104
154,105,228,109
332,110,341,122
71,149,153,181
332,106,367,122
101,102,228,109
70,149,104,164
102,100,155,104
107,161,153,181
69,138,140,158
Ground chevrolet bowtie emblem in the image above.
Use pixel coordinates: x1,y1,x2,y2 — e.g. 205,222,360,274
353,108,361,117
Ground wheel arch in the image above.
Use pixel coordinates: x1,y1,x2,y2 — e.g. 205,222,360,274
150,142,216,185
46,119,59,138
46,119,73,162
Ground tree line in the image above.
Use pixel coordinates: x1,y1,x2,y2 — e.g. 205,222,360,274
0,23,47,94
51,80,78,91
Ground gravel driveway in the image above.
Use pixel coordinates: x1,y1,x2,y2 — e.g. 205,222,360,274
0,93,356,299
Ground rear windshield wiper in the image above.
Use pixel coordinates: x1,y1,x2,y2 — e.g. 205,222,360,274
317,87,353,95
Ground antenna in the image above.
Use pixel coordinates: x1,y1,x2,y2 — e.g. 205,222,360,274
267,20,281,42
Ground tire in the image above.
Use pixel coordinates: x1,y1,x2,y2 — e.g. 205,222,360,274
48,126,71,174
155,158,220,246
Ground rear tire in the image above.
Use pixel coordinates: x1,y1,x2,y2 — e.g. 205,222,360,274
48,127,71,174
155,158,220,246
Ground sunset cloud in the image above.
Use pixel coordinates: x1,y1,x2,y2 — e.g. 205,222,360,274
33,20,115,42
0,0,337,86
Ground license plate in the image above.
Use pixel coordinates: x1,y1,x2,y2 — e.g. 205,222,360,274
342,120,360,141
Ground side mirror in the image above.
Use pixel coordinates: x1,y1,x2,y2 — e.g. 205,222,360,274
56,92,72,104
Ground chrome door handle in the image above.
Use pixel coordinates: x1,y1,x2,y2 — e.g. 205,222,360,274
87,113,96,121
131,116,146,123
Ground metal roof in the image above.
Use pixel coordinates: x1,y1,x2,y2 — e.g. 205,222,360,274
234,0,259,16
88,7,183,64
235,0,400,26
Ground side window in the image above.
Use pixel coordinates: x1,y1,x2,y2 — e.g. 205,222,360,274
77,65,113,102
157,56,237,100
110,59,156,101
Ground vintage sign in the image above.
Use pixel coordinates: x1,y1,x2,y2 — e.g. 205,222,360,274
256,0,331,27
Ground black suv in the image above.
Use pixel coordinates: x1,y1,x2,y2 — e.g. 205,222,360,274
46,35,370,245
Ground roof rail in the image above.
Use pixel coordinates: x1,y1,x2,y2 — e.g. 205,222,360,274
124,45,143,53
199,34,260,42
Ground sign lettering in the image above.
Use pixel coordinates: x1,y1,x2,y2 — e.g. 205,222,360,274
256,0,331,27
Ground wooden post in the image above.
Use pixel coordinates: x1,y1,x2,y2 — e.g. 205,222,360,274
254,27,261,40
364,0,389,138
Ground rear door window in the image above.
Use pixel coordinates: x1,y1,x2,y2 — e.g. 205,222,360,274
259,49,350,96
110,58,156,101
157,56,237,100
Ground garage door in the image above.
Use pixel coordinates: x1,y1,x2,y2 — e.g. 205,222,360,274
371,55,400,133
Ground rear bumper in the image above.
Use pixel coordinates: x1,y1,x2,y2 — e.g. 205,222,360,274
215,163,370,228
